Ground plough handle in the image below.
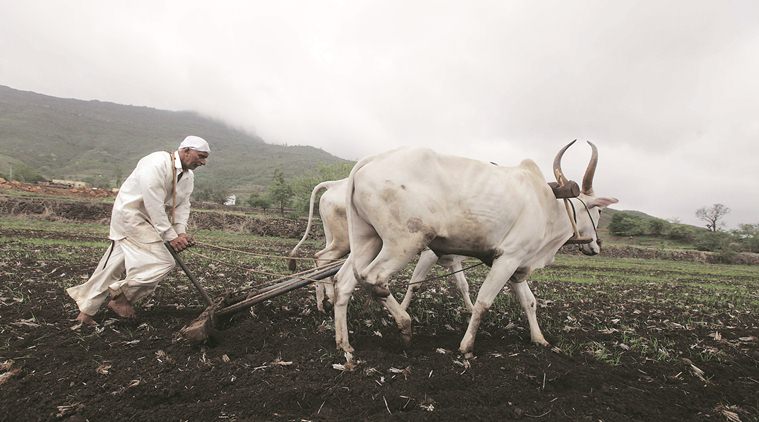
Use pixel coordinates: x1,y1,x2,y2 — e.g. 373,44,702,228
165,241,214,306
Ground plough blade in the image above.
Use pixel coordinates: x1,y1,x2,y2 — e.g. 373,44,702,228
179,298,223,344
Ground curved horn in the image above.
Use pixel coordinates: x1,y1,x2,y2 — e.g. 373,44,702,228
553,139,576,186
581,141,598,195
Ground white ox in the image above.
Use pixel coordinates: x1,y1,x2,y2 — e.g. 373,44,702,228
288,178,474,313
334,141,618,358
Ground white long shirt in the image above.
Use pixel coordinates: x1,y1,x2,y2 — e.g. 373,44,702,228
109,151,194,243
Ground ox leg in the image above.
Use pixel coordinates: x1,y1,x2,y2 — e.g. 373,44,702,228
315,281,327,313
324,277,336,304
334,236,382,357
399,249,439,311
359,239,426,296
449,263,474,313
509,275,548,347
314,224,350,312
459,258,519,358
313,225,334,312
314,278,336,313
313,241,348,313
359,245,422,344
375,290,414,345
333,257,358,356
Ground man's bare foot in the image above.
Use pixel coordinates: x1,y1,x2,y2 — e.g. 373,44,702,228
75,312,97,325
107,294,137,318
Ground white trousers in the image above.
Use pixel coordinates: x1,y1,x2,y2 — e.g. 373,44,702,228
66,238,175,316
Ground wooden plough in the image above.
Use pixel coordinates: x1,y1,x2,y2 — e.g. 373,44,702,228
165,242,344,343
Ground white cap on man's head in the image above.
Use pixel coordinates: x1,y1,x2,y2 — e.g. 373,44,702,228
179,136,210,153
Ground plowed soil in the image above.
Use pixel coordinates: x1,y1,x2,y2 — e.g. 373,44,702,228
0,185,757,421
1,223,757,422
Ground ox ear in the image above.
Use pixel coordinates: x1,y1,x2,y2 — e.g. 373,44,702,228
587,197,618,209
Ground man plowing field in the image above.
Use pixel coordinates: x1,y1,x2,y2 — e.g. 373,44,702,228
66,136,211,325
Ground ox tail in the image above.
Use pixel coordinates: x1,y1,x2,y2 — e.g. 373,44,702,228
287,179,342,272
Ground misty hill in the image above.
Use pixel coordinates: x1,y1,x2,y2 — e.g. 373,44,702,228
0,85,349,194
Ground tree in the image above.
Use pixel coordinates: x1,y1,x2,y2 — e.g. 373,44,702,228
667,224,695,242
268,168,293,216
289,162,354,215
194,187,228,204
247,192,272,211
696,203,730,232
608,213,647,236
5,163,45,183
732,223,759,253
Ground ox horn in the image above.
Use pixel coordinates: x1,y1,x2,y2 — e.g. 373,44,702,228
581,141,598,195
553,139,576,186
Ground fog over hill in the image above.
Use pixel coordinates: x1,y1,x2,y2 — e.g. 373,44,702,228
0,85,349,194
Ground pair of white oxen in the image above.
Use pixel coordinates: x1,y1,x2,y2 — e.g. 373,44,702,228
289,141,617,360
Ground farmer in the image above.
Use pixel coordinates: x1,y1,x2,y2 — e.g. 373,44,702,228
66,136,210,325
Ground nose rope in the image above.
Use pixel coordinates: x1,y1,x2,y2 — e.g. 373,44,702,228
567,198,601,249
568,198,600,250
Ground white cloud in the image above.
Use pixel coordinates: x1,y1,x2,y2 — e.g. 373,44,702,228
1,0,757,227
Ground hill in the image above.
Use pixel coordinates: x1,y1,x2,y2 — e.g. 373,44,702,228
0,85,349,194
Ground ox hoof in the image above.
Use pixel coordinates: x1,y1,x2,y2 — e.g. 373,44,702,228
317,300,334,313
337,344,354,355
400,332,412,346
398,321,412,345
463,351,475,360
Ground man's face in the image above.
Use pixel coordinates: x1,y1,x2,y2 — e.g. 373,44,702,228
180,148,209,170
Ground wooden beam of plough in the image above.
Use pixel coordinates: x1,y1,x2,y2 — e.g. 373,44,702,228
217,259,345,316
179,259,345,343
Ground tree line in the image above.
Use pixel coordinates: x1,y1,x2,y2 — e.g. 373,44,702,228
193,162,354,216
608,203,759,255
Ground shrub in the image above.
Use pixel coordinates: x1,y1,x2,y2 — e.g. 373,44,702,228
714,245,739,264
247,192,271,211
649,219,667,236
609,213,647,236
732,224,759,253
667,224,696,242
693,231,731,252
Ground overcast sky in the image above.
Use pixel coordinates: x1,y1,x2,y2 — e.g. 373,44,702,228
1,1,757,228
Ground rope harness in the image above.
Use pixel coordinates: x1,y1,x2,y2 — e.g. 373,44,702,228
405,262,485,286
564,197,600,248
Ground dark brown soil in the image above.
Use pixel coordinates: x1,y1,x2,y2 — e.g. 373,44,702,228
0,188,757,421
1,225,757,422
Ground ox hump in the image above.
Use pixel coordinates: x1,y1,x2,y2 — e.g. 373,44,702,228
519,159,543,176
